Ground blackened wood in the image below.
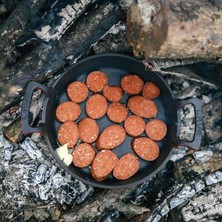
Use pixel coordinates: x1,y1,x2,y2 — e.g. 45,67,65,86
0,0,47,67
35,0,97,42
0,1,120,115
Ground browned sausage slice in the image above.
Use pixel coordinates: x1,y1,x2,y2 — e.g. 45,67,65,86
86,94,108,119
96,125,126,150
132,137,159,161
145,119,167,141
67,81,89,103
107,102,128,123
121,74,144,95
58,121,79,148
56,101,81,122
78,118,99,143
142,82,160,100
113,153,140,180
103,85,123,102
91,150,118,181
124,115,145,137
128,96,158,118
72,143,95,168
86,71,109,92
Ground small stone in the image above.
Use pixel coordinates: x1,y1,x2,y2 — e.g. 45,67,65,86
193,151,213,163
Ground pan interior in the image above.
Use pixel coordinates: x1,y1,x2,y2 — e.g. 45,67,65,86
44,54,177,188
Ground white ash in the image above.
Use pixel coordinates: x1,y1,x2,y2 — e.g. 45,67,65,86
0,133,93,209
193,151,213,163
20,137,44,161
181,182,222,222
170,146,188,162
205,171,222,185
35,0,96,41
160,203,170,216
169,197,186,209
194,179,205,192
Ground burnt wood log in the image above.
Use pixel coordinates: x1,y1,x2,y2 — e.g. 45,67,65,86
3,92,45,143
0,0,47,68
0,1,120,115
3,118,24,143
126,0,222,60
34,0,96,42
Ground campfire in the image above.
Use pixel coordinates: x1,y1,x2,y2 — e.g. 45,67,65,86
0,0,221,221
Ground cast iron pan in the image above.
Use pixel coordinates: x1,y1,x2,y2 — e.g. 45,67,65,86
21,53,203,189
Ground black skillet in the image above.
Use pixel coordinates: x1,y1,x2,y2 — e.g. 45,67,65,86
21,53,203,189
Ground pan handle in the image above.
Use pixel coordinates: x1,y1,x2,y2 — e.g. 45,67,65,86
176,98,202,150
21,81,50,134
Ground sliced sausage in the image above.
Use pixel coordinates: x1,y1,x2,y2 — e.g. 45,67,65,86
132,137,159,161
58,121,79,148
86,71,109,92
96,125,126,150
56,101,81,122
113,153,140,180
128,96,158,118
107,102,128,123
91,150,118,181
124,115,145,137
72,143,95,168
145,119,167,141
142,82,160,100
67,81,88,103
103,85,123,102
86,94,108,119
78,118,99,143
121,74,144,95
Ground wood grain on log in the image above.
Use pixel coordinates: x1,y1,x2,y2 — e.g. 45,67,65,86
3,118,24,143
126,0,222,60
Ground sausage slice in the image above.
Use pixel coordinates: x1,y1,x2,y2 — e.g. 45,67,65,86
107,102,128,123
72,143,95,168
96,125,126,150
86,94,108,119
56,101,81,122
121,74,144,95
142,82,160,100
124,115,145,137
132,137,159,161
103,85,123,102
145,119,167,141
128,96,158,118
91,150,118,181
113,153,140,180
78,118,99,143
58,121,79,148
86,71,108,92
67,81,89,103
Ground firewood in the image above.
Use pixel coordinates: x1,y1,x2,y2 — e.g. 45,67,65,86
3,118,24,143
0,1,120,115
126,0,222,60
